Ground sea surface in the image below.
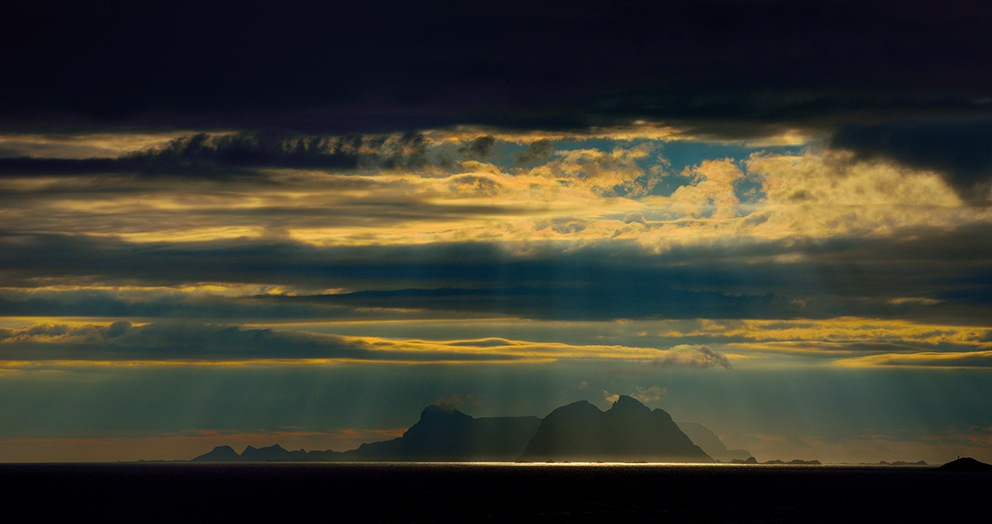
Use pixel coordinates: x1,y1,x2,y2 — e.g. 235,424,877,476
1,462,987,523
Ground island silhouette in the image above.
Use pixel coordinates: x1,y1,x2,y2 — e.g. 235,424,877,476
188,395,942,465
191,396,758,463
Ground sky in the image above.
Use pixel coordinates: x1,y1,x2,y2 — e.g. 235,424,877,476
2,0,992,463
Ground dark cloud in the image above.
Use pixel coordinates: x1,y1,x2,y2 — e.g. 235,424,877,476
0,289,362,322
270,285,793,322
515,140,556,165
4,1,992,136
122,132,364,173
830,120,992,201
457,136,496,159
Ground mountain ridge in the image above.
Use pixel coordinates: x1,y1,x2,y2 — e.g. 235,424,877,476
519,396,713,462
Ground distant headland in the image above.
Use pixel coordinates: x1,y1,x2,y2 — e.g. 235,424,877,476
936,457,992,472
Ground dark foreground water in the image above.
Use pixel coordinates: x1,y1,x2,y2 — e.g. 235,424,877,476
1,462,988,523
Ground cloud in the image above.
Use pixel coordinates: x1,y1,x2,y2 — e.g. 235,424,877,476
623,211,646,224
830,121,992,201
0,132,188,160
430,393,483,412
668,159,744,219
514,139,556,164
0,322,533,364
633,386,667,403
0,131,430,179
457,135,496,159
655,345,733,370
835,351,992,369
529,146,656,197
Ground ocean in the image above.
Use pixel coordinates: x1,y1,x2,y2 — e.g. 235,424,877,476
1,462,987,523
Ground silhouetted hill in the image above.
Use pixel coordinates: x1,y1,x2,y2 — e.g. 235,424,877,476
191,445,241,462
937,457,992,472
241,444,288,462
241,444,318,462
344,405,542,461
519,396,712,462
191,444,344,463
676,422,752,462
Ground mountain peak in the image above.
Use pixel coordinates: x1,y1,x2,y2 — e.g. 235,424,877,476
190,445,241,462
420,404,473,422
240,443,292,462
244,444,287,453
609,395,650,414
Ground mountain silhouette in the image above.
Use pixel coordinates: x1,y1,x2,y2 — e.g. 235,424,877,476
519,396,712,462
344,404,542,461
240,444,311,462
190,397,719,463
936,457,992,472
191,444,343,462
190,445,241,462
676,422,752,462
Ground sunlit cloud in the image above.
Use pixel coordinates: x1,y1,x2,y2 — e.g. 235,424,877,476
0,131,197,159
0,321,737,367
653,344,733,369
420,123,690,145
632,385,667,403
834,351,992,369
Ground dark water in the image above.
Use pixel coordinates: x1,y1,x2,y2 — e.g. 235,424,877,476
1,462,987,523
